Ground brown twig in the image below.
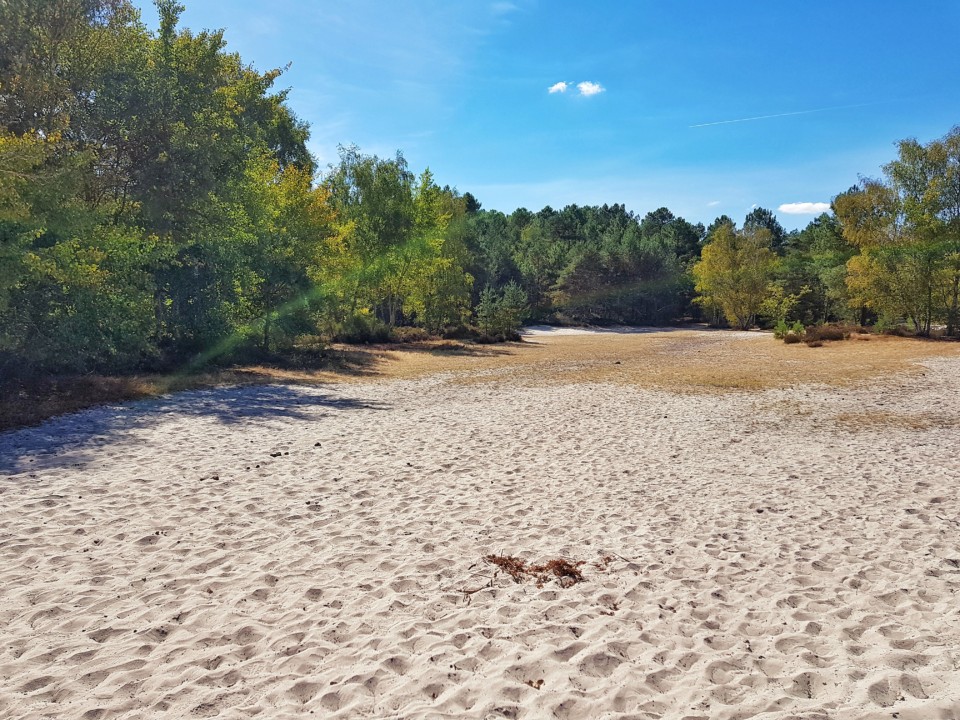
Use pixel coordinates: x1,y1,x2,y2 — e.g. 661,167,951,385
484,554,587,588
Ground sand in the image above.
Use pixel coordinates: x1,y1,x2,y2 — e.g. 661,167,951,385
1,329,960,719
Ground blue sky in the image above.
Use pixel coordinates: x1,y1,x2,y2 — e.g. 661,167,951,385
133,1,960,230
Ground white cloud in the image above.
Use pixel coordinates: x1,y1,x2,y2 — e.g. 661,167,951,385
778,201,831,215
548,81,569,94
707,200,721,207
577,81,605,97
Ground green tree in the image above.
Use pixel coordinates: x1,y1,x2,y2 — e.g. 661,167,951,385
234,156,334,350
834,160,953,336
885,129,960,335
693,224,777,329
322,146,415,325
476,282,527,337
745,207,787,254
777,213,855,325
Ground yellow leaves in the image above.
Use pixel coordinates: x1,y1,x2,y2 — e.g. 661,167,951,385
23,240,109,289
0,130,62,221
833,181,902,249
693,224,777,329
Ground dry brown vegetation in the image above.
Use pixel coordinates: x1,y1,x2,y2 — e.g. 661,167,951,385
365,330,960,392
484,554,587,588
3,329,958,432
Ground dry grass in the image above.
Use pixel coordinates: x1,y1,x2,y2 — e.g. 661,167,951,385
368,330,960,393
3,330,958,431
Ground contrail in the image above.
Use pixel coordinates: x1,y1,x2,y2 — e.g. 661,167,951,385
689,102,877,128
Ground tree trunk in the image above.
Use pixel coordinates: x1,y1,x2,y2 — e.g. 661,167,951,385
947,271,959,337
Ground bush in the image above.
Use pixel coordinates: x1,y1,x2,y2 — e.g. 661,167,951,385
332,314,392,343
440,324,477,340
881,325,914,337
389,326,430,343
778,320,805,342
476,329,522,344
802,324,847,343
819,325,847,341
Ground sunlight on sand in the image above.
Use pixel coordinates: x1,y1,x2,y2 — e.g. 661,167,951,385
2,330,959,719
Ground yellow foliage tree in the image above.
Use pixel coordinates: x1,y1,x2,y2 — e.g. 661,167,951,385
693,224,777,329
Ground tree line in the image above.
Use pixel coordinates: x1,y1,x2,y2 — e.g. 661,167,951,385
2,1,958,376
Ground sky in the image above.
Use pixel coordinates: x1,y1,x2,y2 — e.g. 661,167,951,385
132,1,960,230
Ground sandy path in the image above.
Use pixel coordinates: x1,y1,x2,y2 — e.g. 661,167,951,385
1,333,959,719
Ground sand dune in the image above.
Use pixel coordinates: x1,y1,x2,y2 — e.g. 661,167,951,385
2,332,960,719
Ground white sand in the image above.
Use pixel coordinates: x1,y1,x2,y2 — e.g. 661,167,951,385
2,337,960,719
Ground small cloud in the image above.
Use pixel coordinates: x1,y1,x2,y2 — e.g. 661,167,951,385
778,202,831,215
707,200,721,207
548,81,569,94
491,1,519,14
577,81,605,97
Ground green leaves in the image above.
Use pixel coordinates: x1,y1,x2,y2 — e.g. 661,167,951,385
835,127,960,335
693,224,777,330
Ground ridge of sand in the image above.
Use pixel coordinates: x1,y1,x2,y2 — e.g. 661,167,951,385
1,331,959,719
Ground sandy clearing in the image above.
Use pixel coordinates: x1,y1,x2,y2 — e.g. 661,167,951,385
1,330,959,719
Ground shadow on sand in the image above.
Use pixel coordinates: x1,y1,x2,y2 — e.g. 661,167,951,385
0,383,386,475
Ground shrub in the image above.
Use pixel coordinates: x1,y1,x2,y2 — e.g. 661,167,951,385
780,320,805,343
332,314,392,343
881,325,914,337
389,326,430,343
820,325,847,341
440,324,477,340
802,324,847,343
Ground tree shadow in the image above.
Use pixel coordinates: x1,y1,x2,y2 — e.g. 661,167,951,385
0,383,386,475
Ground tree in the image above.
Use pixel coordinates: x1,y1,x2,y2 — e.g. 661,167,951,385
886,128,960,336
409,185,473,333
462,210,522,303
0,0,318,369
833,125,960,337
322,146,415,325
693,224,777,329
462,191,482,213
236,155,334,350
745,207,787,254
777,213,855,325
706,214,736,239
476,282,527,337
